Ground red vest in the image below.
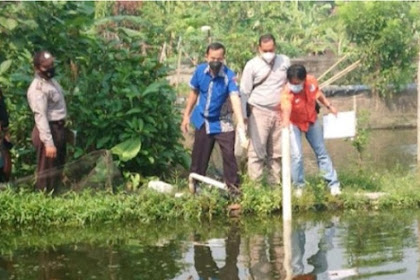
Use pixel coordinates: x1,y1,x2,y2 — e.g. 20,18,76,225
288,75,319,132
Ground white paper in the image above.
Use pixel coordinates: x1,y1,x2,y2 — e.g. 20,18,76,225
323,111,356,139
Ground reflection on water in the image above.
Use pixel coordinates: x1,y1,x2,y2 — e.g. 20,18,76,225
292,219,337,279
0,211,419,279
193,221,240,280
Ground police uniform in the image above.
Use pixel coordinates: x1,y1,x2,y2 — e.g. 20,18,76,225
0,89,9,132
27,74,67,191
0,88,11,182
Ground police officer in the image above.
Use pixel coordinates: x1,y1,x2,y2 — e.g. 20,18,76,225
27,51,67,192
0,87,11,182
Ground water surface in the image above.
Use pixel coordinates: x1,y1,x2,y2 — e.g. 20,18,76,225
1,210,419,279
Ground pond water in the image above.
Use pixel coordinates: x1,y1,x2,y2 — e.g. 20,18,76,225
323,128,417,172
1,210,419,279
206,128,417,178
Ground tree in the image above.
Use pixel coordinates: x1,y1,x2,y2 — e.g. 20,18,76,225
338,2,420,97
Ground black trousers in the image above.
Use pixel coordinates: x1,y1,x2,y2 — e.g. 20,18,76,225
31,122,66,192
190,126,240,187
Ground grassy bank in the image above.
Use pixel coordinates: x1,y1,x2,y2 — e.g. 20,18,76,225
0,169,419,228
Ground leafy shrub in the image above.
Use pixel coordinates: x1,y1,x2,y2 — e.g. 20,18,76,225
0,2,188,178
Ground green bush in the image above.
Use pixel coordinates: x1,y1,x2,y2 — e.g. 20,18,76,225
0,2,188,178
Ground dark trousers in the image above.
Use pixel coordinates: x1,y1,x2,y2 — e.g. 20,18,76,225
190,126,240,187
194,222,240,279
31,122,66,192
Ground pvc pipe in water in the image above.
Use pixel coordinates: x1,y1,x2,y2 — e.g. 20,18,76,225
282,127,293,279
188,172,226,193
282,127,292,222
282,220,293,280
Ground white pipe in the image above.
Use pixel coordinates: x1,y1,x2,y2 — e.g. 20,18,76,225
282,127,293,279
188,173,227,193
282,127,292,222
282,219,293,280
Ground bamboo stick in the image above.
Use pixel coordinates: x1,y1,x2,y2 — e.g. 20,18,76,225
320,60,361,89
175,37,182,89
318,54,349,82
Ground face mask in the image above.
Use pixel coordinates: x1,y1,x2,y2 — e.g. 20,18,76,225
288,83,303,94
41,67,55,79
261,52,275,63
209,61,223,73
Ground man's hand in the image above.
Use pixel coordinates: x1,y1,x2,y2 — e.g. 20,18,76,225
45,146,57,158
181,117,190,134
237,125,249,149
281,119,290,128
243,118,248,127
181,90,198,134
328,105,338,116
3,131,10,142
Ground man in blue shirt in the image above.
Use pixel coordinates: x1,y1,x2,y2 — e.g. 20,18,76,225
181,42,245,193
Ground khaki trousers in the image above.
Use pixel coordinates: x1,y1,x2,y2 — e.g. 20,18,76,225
247,106,282,185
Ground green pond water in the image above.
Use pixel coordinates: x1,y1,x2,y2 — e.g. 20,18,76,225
206,128,417,179
0,210,419,280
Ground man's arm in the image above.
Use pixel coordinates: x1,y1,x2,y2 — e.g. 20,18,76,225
239,62,254,99
28,89,57,158
229,94,245,129
239,61,254,119
228,71,247,145
0,89,9,131
181,89,198,133
317,91,338,115
0,89,10,142
230,94,248,147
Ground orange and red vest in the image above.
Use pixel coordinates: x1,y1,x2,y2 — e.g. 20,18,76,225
281,75,321,132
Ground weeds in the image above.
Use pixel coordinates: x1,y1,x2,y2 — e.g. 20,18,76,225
0,168,418,228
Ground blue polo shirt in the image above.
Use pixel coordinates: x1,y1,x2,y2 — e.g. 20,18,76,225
189,63,239,134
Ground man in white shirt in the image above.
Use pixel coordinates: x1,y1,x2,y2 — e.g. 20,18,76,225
240,34,290,185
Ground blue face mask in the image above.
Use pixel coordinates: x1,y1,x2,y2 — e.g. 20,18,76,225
288,83,303,94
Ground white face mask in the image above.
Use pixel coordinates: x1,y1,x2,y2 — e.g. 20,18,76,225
261,52,275,63
288,83,304,94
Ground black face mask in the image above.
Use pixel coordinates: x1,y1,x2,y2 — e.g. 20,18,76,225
209,61,223,73
41,67,55,79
